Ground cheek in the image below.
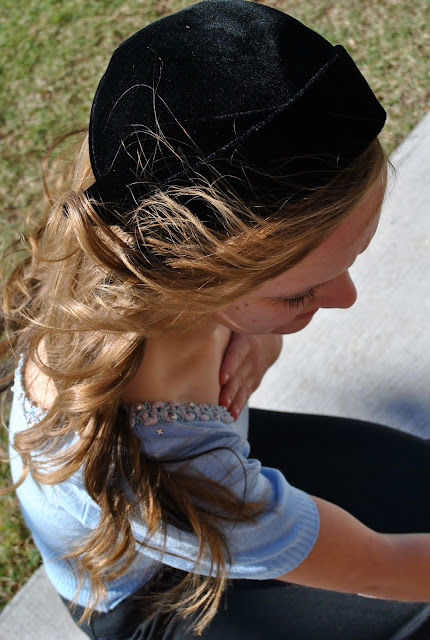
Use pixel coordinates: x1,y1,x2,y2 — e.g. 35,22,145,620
215,303,259,332
216,301,296,333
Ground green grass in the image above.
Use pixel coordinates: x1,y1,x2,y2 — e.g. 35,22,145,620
0,0,428,248
0,0,429,611
0,394,41,608
0,427,41,607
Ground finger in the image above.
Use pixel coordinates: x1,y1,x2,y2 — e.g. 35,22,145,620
219,359,253,410
221,348,255,402
219,333,250,384
219,377,239,409
219,384,232,410
220,333,249,376
219,366,248,408
229,387,249,420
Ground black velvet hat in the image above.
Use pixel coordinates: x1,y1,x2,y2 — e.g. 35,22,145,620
85,0,386,222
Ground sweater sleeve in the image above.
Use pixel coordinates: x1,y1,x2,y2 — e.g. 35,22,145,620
130,420,320,580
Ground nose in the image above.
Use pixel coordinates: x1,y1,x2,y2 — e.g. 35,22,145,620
318,271,357,310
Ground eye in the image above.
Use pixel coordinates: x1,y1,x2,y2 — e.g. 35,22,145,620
275,288,316,309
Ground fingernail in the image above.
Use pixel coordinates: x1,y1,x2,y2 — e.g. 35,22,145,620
225,396,231,407
223,373,230,383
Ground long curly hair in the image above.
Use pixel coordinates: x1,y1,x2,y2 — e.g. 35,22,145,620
1,132,387,633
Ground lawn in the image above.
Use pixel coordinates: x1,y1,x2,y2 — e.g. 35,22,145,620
0,0,429,609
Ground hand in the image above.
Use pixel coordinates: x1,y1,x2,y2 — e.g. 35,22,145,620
219,333,282,419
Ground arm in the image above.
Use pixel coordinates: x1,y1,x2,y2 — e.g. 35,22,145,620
280,496,430,601
219,333,283,418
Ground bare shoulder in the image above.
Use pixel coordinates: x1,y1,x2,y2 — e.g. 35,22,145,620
24,347,57,410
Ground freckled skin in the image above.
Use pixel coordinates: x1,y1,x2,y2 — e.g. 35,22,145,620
119,181,385,406
213,182,384,336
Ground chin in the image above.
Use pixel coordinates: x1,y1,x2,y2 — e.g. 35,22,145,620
274,316,315,334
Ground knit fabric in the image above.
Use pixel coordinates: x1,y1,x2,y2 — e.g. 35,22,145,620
9,357,319,611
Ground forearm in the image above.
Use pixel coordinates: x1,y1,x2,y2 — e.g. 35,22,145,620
278,496,430,602
370,533,430,601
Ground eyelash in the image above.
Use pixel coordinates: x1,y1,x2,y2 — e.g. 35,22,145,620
276,288,316,309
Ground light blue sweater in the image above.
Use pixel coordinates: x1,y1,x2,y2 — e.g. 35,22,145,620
8,358,319,611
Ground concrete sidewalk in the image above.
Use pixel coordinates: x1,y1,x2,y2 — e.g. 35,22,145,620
1,111,429,639
251,110,430,438
0,566,86,639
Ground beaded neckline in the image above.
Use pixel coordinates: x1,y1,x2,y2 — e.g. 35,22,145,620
127,400,235,427
13,356,48,427
14,355,234,428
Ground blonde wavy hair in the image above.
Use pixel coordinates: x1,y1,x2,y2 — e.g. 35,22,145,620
1,133,387,633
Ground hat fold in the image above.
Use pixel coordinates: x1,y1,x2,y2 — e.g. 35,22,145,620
84,0,386,221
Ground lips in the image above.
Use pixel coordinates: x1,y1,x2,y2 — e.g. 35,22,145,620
295,309,318,321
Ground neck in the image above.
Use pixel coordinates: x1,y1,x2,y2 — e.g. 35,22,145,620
121,319,231,406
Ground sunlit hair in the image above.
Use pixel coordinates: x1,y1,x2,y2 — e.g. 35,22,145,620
0,132,387,633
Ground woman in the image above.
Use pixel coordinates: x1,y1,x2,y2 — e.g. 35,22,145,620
4,1,430,639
